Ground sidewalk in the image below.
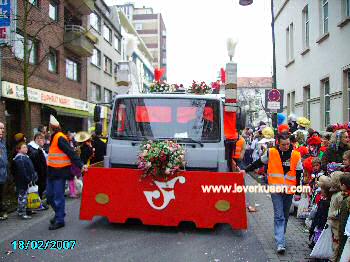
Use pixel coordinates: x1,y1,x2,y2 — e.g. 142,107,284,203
245,173,312,262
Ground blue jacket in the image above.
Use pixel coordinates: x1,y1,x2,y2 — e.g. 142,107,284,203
0,139,8,184
13,153,37,190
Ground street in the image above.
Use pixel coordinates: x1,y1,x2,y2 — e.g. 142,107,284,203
0,175,312,262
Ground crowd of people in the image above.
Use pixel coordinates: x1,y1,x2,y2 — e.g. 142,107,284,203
0,115,106,230
241,115,350,261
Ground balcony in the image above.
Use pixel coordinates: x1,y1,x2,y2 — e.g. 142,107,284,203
65,0,94,15
64,25,95,57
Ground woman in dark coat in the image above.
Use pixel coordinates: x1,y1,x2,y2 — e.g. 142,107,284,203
27,132,48,200
321,129,350,172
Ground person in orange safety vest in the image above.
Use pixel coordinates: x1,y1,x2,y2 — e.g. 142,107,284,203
232,135,246,170
246,133,303,254
46,115,88,230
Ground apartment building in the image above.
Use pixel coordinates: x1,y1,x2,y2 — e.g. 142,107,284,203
117,3,167,80
87,0,122,133
0,0,96,143
274,0,350,130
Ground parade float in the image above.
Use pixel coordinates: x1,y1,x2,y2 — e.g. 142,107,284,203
80,41,248,230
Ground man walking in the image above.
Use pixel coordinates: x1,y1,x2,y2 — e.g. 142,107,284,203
46,115,87,230
246,134,303,254
0,122,8,220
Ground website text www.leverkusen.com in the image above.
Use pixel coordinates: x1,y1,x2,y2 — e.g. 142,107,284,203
201,184,311,194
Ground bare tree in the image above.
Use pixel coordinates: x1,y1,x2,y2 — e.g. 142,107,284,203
5,0,94,136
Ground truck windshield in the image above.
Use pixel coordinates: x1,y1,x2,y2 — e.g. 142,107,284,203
111,97,220,142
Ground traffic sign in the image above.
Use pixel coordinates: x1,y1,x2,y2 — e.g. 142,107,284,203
265,89,284,112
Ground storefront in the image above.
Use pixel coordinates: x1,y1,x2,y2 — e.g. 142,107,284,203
1,81,95,143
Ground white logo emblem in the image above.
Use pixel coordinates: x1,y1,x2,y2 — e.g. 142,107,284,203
144,176,186,210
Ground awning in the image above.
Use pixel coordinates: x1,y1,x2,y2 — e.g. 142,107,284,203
44,105,90,118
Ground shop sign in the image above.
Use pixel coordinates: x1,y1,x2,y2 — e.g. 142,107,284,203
1,81,94,112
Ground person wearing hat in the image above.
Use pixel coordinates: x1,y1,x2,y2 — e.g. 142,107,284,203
293,117,311,142
246,133,303,254
46,115,88,230
75,131,94,166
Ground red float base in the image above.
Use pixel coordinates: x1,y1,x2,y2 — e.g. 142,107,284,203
80,168,247,229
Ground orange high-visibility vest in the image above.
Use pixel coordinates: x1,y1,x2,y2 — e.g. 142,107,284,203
232,136,245,160
267,148,301,194
47,132,72,168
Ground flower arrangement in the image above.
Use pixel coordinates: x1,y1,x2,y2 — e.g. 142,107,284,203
187,80,212,95
137,140,186,179
149,81,171,93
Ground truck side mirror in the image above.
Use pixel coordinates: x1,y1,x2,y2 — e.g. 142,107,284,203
94,106,101,122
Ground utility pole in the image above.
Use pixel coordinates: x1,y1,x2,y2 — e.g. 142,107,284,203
270,0,278,130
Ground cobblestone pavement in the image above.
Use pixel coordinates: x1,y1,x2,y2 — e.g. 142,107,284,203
245,173,312,262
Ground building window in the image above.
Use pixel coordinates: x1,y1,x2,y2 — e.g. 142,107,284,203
345,0,350,17
321,0,329,34
49,1,58,21
104,55,112,75
162,30,166,37
15,33,38,64
323,79,330,127
91,83,101,102
302,5,309,49
291,91,295,113
66,58,80,81
48,48,58,73
90,12,101,33
287,93,291,115
103,24,112,43
135,23,142,30
286,23,294,62
114,35,121,51
28,0,38,7
303,86,311,120
104,89,112,103
114,63,119,80
91,48,101,67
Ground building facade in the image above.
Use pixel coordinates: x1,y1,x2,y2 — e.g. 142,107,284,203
0,0,96,144
237,77,273,127
117,3,167,80
274,0,350,130
117,9,154,93
87,0,122,134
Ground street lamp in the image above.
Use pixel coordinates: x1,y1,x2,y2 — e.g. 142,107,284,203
239,0,278,128
239,0,253,6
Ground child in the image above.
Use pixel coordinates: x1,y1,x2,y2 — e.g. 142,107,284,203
341,150,350,173
309,175,332,249
327,171,345,261
13,142,37,219
309,158,324,205
338,175,350,262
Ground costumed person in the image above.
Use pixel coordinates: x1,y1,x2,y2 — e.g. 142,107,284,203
75,132,94,166
338,175,350,262
46,115,87,230
288,113,298,134
293,117,311,142
309,175,332,249
342,150,350,173
278,124,290,135
246,134,303,254
0,122,8,220
320,132,332,159
321,129,350,173
256,127,275,184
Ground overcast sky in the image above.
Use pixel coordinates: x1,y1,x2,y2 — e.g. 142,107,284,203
105,0,273,85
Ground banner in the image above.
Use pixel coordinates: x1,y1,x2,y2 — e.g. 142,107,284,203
0,0,14,46
1,81,95,112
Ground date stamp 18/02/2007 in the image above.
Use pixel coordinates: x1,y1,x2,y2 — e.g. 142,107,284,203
11,240,77,250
